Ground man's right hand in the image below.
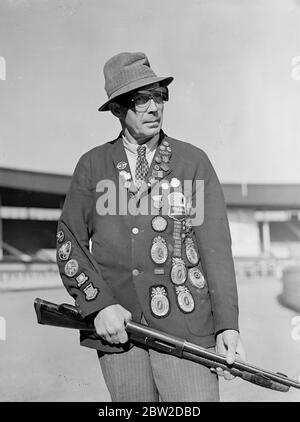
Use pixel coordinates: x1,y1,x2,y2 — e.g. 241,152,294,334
94,304,132,344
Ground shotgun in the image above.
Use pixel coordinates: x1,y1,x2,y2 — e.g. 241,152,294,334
34,297,300,393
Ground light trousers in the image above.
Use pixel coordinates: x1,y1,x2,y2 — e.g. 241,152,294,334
97,344,219,402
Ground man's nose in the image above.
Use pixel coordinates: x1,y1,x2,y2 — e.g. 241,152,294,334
147,98,159,112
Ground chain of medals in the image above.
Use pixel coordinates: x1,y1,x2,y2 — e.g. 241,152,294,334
148,139,173,317
118,138,204,316
152,139,195,314
170,215,195,313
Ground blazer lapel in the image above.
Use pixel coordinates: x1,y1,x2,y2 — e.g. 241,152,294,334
111,133,133,179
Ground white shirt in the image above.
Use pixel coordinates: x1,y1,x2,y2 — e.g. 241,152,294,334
122,135,158,183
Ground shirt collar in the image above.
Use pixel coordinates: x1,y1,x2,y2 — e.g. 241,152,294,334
122,133,159,156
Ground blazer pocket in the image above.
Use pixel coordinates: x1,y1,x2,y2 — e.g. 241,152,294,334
184,284,214,336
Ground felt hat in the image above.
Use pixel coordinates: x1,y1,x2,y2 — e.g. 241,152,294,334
98,52,173,111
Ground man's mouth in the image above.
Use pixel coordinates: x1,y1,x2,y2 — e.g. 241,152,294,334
145,120,159,124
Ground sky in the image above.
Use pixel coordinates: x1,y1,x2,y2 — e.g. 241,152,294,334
0,0,300,183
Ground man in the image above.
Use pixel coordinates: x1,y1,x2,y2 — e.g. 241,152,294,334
56,51,245,402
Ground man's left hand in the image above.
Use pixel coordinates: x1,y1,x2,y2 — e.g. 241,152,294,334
211,330,246,380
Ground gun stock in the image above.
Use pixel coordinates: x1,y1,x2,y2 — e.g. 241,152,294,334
34,298,94,331
34,298,300,393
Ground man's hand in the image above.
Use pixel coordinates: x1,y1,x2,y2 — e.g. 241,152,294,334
211,330,246,380
94,304,132,344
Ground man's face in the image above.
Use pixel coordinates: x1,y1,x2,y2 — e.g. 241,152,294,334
119,83,166,143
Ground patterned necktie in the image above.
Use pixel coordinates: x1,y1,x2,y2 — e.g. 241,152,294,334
135,145,149,189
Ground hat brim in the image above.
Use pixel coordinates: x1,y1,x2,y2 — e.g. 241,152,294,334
98,76,174,111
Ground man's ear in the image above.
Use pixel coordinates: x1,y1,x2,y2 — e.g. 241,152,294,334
109,102,122,118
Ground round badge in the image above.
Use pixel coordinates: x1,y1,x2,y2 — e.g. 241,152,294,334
162,140,169,146
151,216,167,232
159,145,166,151
170,262,187,285
188,267,206,289
176,286,195,313
151,237,168,264
170,178,181,188
64,259,79,277
154,164,160,171
58,241,72,261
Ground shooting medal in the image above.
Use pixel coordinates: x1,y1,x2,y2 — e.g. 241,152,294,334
170,257,187,285
58,241,72,261
56,230,65,243
117,161,127,170
185,237,199,265
83,283,98,301
188,267,206,289
64,259,79,277
175,285,195,313
75,272,89,287
152,195,163,210
150,286,170,318
151,236,168,264
151,216,168,232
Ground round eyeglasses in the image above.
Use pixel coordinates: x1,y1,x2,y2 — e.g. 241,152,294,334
128,87,169,111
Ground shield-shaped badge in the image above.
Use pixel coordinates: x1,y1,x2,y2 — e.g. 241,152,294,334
83,283,98,301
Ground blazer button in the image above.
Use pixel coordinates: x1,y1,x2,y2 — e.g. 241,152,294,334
132,269,140,276
132,227,139,234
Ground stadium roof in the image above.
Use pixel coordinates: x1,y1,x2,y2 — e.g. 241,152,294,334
1,167,300,209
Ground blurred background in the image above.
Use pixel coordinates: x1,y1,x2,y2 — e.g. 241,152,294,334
0,0,300,402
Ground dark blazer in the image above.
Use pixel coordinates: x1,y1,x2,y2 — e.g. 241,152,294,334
56,131,239,353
